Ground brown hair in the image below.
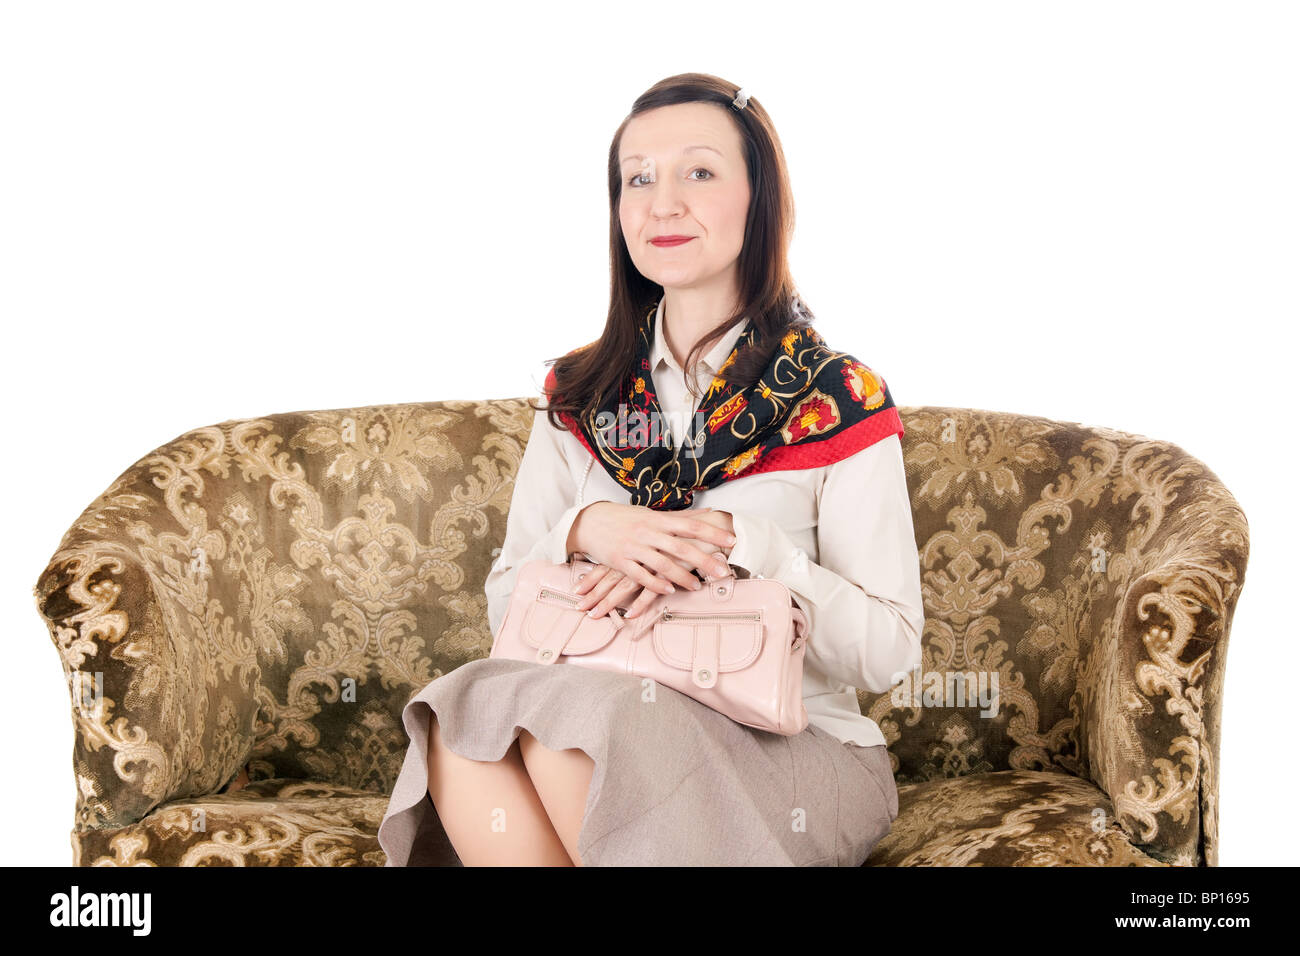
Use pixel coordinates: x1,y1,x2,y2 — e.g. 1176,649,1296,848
533,71,815,429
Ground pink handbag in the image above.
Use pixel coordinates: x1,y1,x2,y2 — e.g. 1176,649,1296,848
489,553,812,736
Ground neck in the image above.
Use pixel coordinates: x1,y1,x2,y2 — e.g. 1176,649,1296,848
660,282,741,371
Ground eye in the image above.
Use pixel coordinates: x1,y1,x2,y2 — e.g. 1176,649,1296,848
626,167,715,187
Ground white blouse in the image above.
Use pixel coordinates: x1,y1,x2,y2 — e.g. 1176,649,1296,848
485,297,925,747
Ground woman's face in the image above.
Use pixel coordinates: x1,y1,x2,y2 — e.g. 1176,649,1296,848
618,102,751,291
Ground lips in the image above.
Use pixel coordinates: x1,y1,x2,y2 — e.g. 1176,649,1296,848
650,236,695,247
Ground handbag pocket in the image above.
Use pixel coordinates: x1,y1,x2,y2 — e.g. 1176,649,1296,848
652,608,765,689
521,587,620,659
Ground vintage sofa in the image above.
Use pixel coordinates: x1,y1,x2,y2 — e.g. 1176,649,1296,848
33,400,1249,866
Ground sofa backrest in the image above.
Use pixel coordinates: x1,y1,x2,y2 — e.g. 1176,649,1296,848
35,399,1248,841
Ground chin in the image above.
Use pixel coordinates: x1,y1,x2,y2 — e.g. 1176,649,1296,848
649,267,706,287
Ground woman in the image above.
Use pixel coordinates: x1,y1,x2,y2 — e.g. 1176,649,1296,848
378,72,924,866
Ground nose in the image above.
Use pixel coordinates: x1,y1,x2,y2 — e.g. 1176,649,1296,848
649,177,687,220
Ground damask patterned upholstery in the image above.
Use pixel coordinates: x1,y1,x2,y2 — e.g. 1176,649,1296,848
33,400,1249,866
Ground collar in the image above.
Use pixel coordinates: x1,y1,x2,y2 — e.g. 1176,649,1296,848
648,295,750,379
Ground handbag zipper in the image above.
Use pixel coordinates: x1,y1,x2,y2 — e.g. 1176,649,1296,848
660,608,761,623
540,588,628,618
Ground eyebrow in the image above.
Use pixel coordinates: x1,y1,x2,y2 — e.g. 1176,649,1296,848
619,144,724,165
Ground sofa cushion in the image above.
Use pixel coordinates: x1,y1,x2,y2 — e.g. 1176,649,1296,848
71,779,391,867
865,769,1171,866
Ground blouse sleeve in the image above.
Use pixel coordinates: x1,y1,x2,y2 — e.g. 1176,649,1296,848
483,400,593,639
724,432,924,693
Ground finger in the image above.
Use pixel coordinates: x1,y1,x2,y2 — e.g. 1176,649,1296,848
577,572,621,608
574,565,609,595
574,572,620,610
614,553,678,596
574,564,613,597
681,542,732,579
623,534,699,591
678,513,737,550
586,574,642,618
642,533,721,589
623,585,664,619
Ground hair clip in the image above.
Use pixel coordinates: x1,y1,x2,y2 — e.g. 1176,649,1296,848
732,87,750,111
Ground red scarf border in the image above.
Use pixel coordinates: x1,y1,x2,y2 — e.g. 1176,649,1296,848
540,364,903,491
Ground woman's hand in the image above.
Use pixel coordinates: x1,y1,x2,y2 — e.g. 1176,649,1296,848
574,509,738,621
683,507,735,547
568,502,737,618
572,565,671,620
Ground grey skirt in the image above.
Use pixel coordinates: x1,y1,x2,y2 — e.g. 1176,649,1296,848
377,657,899,866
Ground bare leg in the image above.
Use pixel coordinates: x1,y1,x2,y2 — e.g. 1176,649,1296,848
517,729,596,867
425,711,573,866
222,763,250,793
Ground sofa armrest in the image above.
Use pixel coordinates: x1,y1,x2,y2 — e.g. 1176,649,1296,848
1075,479,1249,866
34,488,260,833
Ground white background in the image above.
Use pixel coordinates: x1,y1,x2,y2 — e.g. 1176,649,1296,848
3,1,1293,866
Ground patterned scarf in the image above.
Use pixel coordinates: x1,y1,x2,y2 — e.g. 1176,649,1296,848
543,298,904,511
